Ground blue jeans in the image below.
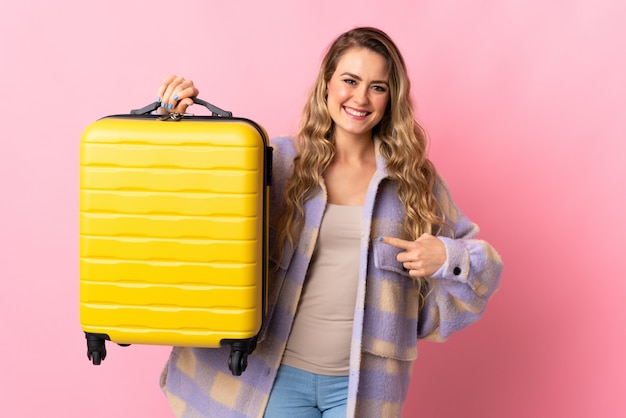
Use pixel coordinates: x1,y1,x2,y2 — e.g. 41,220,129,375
264,364,349,418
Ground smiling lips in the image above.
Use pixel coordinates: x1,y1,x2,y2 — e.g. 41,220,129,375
344,106,370,118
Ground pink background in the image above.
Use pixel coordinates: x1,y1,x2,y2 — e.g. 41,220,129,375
1,1,624,417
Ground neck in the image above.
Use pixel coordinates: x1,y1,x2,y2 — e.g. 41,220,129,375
333,134,375,163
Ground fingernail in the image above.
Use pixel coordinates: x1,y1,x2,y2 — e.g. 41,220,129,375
161,102,166,108
156,97,161,103
378,237,384,242
173,94,179,101
168,103,173,110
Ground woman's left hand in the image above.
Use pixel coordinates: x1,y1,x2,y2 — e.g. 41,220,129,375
379,234,447,278
157,75,199,114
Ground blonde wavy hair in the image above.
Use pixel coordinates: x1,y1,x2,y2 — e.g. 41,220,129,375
274,27,447,272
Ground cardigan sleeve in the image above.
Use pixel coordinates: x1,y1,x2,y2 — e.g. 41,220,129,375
417,176,504,341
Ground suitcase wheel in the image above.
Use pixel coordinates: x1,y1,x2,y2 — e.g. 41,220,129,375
223,337,257,376
228,350,248,376
89,349,104,365
85,333,108,365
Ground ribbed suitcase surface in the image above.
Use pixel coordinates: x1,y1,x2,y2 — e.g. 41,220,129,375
79,115,269,356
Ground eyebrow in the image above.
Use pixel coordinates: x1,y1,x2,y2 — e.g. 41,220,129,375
340,72,389,86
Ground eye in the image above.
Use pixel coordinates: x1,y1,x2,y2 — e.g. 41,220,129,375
372,85,388,93
343,78,357,85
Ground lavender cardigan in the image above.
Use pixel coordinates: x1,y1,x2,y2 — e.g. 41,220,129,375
160,136,503,417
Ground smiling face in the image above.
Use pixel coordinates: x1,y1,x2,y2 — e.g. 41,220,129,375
326,47,390,142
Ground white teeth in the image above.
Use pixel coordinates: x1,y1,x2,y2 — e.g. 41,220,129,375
345,107,368,117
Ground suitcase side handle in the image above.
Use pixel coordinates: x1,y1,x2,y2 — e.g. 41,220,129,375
130,98,233,117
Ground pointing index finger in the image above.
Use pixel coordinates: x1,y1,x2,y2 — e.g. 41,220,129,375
378,236,411,250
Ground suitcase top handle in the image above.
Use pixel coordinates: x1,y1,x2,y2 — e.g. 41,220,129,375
131,97,233,118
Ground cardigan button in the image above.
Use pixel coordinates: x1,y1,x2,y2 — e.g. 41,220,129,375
453,267,462,276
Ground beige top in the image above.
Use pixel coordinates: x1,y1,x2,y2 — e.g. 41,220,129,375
281,204,362,376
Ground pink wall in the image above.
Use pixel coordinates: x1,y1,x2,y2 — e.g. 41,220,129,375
2,1,624,417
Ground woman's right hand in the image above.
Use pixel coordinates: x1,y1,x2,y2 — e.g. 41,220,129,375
157,75,199,113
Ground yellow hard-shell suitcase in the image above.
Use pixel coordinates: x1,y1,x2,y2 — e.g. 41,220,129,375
79,99,271,375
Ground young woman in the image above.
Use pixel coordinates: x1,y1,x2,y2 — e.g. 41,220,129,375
156,27,503,418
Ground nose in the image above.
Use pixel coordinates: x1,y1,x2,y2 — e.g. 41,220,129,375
353,85,369,105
